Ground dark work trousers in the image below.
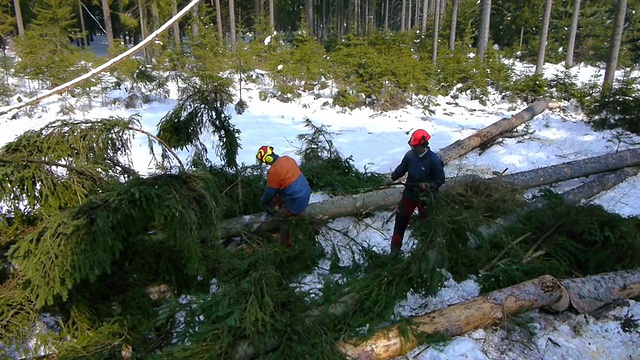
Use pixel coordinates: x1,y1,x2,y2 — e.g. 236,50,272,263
268,195,301,248
390,195,428,252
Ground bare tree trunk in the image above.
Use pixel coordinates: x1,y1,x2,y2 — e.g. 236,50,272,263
12,0,24,36
218,100,550,239
215,0,223,46
449,0,458,50
421,0,427,33
305,0,313,34
269,0,275,32
0,0,203,117
338,269,640,359
172,0,181,48
254,0,261,25
191,3,200,37
401,0,406,31
602,0,628,91
78,0,88,46
138,0,150,61
477,0,491,61
407,0,411,29
535,0,553,75
565,0,581,68
431,0,440,64
385,0,389,30
229,0,236,52
101,0,114,48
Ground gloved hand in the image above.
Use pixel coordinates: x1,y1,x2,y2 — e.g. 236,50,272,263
419,182,438,192
262,203,277,215
383,178,395,187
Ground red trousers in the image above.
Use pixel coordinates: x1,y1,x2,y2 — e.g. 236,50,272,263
390,195,428,252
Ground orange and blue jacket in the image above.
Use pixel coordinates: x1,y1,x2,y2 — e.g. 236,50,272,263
261,155,312,215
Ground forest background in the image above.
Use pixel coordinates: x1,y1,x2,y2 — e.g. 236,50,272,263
1,0,640,359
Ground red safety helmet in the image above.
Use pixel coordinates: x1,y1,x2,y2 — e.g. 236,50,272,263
408,129,431,147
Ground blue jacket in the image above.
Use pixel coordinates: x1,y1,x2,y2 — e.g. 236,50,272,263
261,155,312,215
391,148,445,201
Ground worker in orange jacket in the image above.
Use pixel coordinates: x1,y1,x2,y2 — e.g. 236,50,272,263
256,145,312,247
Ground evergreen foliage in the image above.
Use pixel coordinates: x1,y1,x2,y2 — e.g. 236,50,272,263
478,191,640,291
296,118,385,195
581,74,640,135
157,75,240,169
12,0,94,86
0,117,140,217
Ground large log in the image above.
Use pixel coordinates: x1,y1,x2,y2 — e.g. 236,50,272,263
478,167,639,239
218,100,550,239
218,147,640,240
438,99,549,164
338,269,640,360
496,147,640,189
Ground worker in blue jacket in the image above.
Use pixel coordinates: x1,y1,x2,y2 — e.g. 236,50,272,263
384,129,445,253
256,145,312,247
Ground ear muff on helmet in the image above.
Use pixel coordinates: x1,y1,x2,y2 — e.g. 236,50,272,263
256,146,275,164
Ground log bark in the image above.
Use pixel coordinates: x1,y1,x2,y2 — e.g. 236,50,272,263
219,100,550,239
0,0,203,118
437,99,548,164
338,269,640,360
478,167,639,239
218,147,640,240
495,148,640,189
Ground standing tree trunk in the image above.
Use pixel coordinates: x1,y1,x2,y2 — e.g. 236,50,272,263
101,0,114,49
12,0,24,36
215,0,223,46
449,0,458,50
229,0,236,52
305,0,313,34
191,2,199,37
254,0,261,25
602,0,628,91
138,0,150,61
431,0,439,64
269,0,274,32
421,0,427,33
565,0,581,68
535,0,553,75
78,0,88,46
172,0,181,48
401,0,406,31
477,0,491,61
385,0,389,30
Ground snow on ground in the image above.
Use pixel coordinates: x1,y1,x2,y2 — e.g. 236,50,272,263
1,50,639,359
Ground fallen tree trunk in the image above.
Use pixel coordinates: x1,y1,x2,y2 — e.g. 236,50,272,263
218,147,640,239
496,147,640,189
438,99,549,164
338,268,640,360
219,100,550,239
478,167,639,239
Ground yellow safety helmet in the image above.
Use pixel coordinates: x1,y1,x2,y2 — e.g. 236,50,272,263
256,145,275,164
